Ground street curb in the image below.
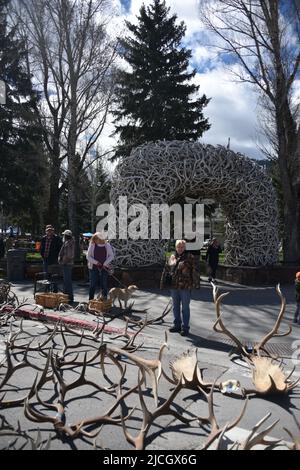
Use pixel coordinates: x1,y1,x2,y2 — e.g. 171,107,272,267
2,306,125,335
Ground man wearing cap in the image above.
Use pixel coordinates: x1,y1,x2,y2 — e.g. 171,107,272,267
40,225,63,274
58,230,75,303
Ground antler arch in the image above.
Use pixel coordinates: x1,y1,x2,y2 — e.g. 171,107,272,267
110,141,279,267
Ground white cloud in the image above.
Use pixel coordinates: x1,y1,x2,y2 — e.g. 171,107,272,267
194,65,266,159
129,0,203,37
108,0,270,160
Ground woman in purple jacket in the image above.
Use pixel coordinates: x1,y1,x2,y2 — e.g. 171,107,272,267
86,232,114,300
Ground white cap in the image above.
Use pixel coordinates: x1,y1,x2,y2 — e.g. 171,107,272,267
62,229,73,237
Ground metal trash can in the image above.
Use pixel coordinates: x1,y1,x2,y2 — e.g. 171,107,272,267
7,249,27,282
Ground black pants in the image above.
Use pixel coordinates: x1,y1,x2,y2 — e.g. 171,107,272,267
209,264,218,279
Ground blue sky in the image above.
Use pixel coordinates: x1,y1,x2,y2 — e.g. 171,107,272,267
105,0,276,160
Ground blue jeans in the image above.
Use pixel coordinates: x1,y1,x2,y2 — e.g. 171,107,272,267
295,301,300,322
89,268,108,300
43,260,49,274
62,265,73,302
171,289,191,332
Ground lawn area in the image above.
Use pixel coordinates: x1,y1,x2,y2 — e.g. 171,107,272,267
26,252,42,262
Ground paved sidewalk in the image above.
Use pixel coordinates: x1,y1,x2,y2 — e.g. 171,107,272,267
1,279,299,450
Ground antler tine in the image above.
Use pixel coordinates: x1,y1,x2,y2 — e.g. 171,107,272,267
201,374,248,450
0,414,14,431
37,323,59,351
213,291,248,356
254,284,291,354
240,413,280,450
107,335,168,406
24,396,53,424
215,422,230,450
283,414,300,450
24,385,78,437
68,368,139,438
122,367,196,450
285,365,296,382
111,318,130,341
64,324,87,338
158,331,169,361
0,340,44,390
286,378,300,391
53,350,115,401
120,318,148,352
0,372,39,410
146,301,173,325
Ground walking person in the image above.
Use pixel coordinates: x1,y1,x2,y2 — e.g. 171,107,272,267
58,230,75,303
160,239,200,337
205,238,222,282
293,272,300,324
40,225,62,274
86,232,114,300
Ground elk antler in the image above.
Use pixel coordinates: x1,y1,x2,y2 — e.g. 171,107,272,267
0,342,45,390
50,350,115,401
104,332,169,406
242,356,299,396
283,414,300,450
239,413,281,450
0,348,53,409
110,317,146,352
169,349,215,392
253,285,291,355
121,369,198,450
212,285,250,357
201,378,249,450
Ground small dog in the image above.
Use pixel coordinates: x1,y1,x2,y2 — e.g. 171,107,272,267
109,285,138,309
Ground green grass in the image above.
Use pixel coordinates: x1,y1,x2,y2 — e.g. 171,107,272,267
26,252,42,262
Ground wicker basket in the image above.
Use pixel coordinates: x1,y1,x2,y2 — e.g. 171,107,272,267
35,293,69,309
89,298,112,314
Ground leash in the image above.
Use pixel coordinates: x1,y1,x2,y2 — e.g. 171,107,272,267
97,265,128,289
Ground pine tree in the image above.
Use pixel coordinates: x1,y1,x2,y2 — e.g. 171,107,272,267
0,0,44,225
113,0,210,158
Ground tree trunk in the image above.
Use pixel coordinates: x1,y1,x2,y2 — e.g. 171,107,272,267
67,97,80,261
277,111,300,265
67,157,80,260
45,155,61,229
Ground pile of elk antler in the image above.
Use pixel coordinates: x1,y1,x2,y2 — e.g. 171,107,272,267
212,284,299,396
0,281,18,309
0,285,299,450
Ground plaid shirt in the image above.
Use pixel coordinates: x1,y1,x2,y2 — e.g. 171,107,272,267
44,235,53,259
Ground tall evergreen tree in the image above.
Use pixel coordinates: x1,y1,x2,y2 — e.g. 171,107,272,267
0,0,45,229
113,0,210,158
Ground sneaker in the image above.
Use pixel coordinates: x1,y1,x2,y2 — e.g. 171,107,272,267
169,326,181,333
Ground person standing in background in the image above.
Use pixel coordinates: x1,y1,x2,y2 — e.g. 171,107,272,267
160,240,200,337
40,225,62,274
58,230,75,303
86,232,114,300
205,238,222,282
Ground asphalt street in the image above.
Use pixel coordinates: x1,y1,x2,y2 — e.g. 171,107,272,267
0,278,299,450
